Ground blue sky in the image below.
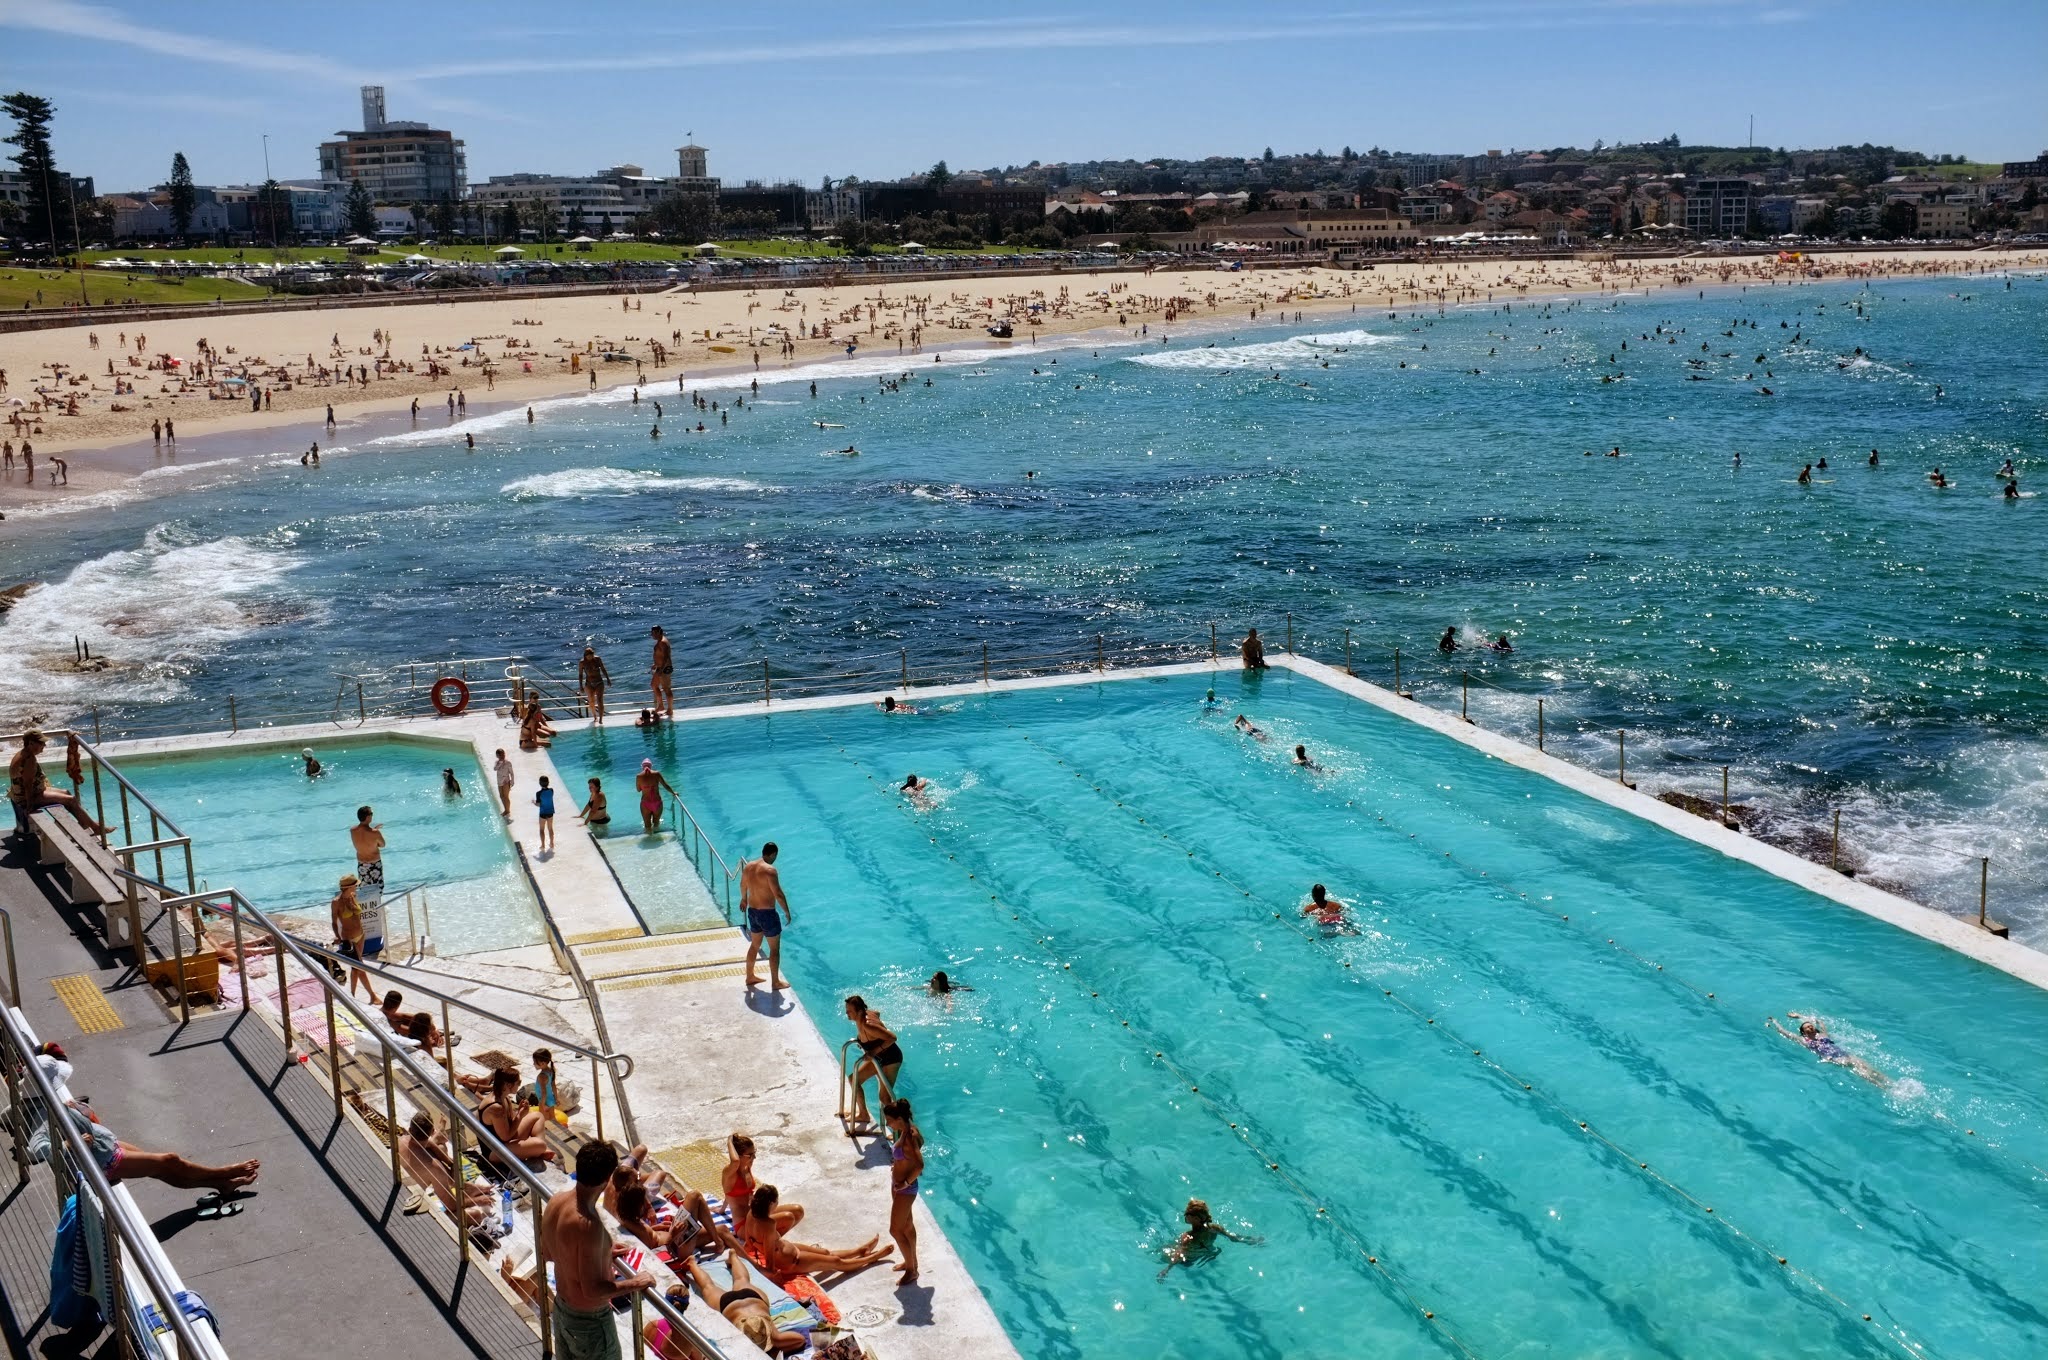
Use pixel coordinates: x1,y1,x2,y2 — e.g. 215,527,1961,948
4,0,2043,193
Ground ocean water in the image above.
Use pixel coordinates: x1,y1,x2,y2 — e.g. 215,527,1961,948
1,273,2043,939
549,670,2048,1360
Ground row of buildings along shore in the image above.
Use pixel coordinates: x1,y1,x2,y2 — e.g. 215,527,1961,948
25,86,2048,252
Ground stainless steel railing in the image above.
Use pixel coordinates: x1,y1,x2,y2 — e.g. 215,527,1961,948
1,999,231,1360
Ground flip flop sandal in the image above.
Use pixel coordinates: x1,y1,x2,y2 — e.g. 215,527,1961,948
195,1191,243,1219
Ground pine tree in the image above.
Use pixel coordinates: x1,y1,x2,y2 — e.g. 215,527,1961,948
345,178,376,237
2,92,74,249
167,151,196,239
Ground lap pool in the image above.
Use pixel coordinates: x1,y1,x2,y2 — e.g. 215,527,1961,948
111,735,543,956
553,668,2048,1360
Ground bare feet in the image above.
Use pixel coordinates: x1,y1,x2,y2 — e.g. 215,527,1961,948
205,1159,261,1192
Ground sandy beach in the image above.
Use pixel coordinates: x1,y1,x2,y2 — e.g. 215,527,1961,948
1,246,2038,512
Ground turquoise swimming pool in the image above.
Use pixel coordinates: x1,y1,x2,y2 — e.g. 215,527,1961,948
113,736,543,956
554,669,2048,1360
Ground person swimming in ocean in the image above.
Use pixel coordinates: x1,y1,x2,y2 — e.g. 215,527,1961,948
1158,1199,1262,1280
1797,464,1813,485
1438,627,1459,654
1768,1013,1889,1087
1929,466,1951,488
1232,715,1268,742
2005,480,2020,500
1488,634,1513,654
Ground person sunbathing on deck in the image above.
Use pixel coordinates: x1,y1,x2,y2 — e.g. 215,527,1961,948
614,1178,739,1258
742,1183,892,1280
643,1251,808,1357
722,1133,803,1231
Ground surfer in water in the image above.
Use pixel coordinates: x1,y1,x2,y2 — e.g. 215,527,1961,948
1797,464,1813,485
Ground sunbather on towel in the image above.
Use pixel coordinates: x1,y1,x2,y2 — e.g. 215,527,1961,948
643,1249,808,1356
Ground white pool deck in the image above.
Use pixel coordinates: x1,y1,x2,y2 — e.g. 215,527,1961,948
90,651,2048,1358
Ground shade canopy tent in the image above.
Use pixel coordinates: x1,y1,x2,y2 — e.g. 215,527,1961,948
900,241,926,253
567,234,597,251
694,242,720,255
493,245,526,257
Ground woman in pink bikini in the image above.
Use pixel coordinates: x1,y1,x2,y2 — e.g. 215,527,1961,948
635,758,678,835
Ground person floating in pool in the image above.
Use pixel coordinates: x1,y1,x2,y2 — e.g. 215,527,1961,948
1768,1013,1890,1087
1292,744,1320,770
1438,627,1459,654
1299,883,1356,934
1157,1199,1261,1280
1232,715,1268,742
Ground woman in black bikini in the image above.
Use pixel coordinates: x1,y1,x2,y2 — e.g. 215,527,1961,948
644,1249,807,1356
844,995,903,1129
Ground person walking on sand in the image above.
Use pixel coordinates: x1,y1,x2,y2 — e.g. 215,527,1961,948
741,843,790,990
494,747,515,819
648,626,674,718
350,806,388,961
634,759,677,835
578,645,613,723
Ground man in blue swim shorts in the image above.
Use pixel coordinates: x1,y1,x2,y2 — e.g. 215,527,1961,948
741,842,791,990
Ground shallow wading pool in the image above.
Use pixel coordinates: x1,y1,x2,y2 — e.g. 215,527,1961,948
111,735,543,956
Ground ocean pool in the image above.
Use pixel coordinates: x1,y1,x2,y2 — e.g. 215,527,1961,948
555,667,2048,1359
112,735,543,955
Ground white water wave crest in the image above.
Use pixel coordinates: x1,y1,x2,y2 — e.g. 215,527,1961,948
0,527,303,727
1129,329,1394,370
501,467,771,499
7,457,245,521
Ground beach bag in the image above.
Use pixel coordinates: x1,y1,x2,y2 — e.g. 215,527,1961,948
49,1194,103,1331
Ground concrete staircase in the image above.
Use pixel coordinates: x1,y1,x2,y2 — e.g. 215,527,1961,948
574,924,752,994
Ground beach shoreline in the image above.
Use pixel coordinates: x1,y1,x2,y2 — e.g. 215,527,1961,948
2,247,2038,513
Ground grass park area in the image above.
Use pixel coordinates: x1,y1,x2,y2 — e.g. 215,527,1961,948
0,266,273,311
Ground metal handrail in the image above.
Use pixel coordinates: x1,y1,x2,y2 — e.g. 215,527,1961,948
513,844,640,1149
0,906,15,1007
834,1037,900,1133
154,882,728,1359
0,1000,231,1360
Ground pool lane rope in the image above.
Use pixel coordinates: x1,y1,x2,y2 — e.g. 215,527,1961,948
974,698,1937,1360
1044,703,2048,1190
791,707,1487,1359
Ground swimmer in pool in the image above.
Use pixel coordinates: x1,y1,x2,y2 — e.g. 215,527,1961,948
442,767,462,796
1292,744,1320,770
1768,1013,1890,1087
1299,883,1354,933
900,774,933,808
927,970,973,996
303,749,324,779
1158,1198,1261,1280
880,695,918,715
1202,689,1221,709
1232,715,1268,742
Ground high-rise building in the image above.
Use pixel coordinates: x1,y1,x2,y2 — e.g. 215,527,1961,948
317,86,466,204
1683,178,1754,237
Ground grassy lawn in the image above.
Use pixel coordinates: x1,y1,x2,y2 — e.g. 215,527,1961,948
1892,163,2003,181
0,267,275,310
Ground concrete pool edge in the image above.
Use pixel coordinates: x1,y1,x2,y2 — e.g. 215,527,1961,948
1270,655,2048,993
94,654,2047,991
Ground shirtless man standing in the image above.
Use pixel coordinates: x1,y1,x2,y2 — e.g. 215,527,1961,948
350,806,388,961
578,646,614,724
648,626,674,719
741,842,791,990
542,1140,655,1360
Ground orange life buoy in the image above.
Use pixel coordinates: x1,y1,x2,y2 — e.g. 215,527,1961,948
430,677,470,716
